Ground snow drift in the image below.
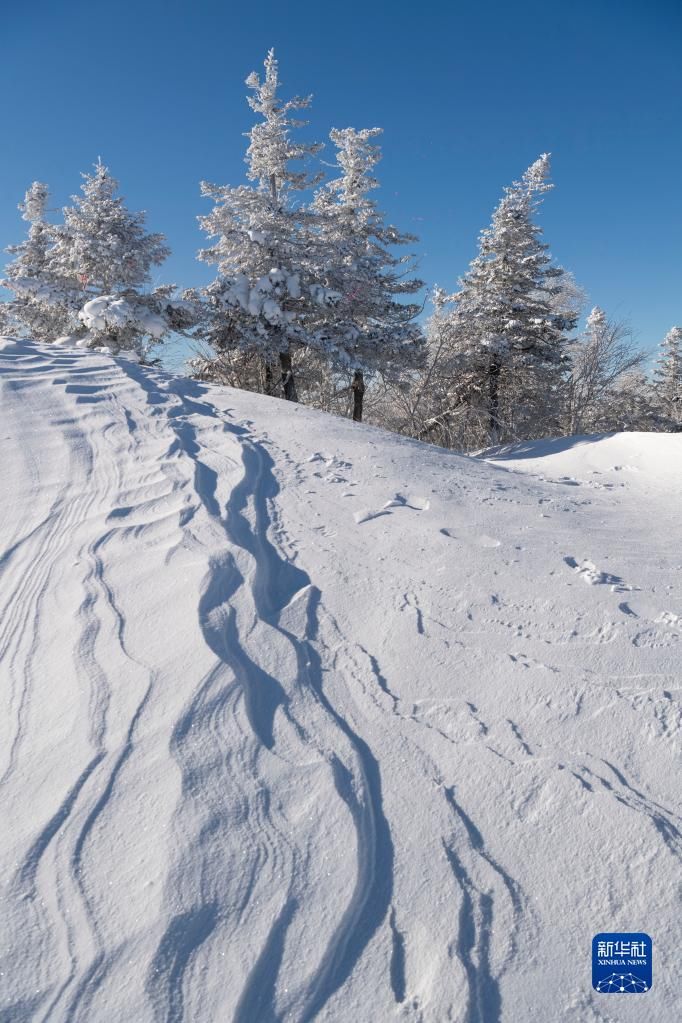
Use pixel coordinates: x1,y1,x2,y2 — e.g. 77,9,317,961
0,338,680,1022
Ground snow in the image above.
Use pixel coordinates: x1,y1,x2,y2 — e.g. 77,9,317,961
215,271,303,327
310,283,342,308
1,338,680,1021
486,432,682,493
53,334,83,347
9,276,73,308
80,295,168,340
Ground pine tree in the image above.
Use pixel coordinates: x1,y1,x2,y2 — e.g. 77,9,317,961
52,160,170,295
55,161,177,355
403,287,492,449
3,164,176,355
311,127,424,421
447,154,576,445
653,326,682,426
593,369,657,432
0,182,76,340
564,307,644,434
196,50,324,400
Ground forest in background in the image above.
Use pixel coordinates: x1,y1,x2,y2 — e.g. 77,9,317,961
1,51,680,451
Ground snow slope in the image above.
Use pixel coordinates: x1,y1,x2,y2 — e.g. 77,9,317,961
1,338,680,1023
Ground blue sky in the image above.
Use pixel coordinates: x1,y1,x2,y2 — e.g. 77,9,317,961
1,0,680,367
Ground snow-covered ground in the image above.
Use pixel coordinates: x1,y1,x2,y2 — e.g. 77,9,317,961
1,338,680,1023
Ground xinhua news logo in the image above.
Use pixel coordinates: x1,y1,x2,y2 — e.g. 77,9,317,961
592,932,652,993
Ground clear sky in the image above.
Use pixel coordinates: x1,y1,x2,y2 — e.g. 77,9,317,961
1,0,680,367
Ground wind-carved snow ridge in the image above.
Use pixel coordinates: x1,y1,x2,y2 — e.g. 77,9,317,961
107,357,395,1022
279,588,394,1023
441,785,529,1022
205,443,392,1021
1,343,167,1022
1,340,681,1022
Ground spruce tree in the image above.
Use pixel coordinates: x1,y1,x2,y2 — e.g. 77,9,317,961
653,326,682,426
448,154,576,445
2,164,176,355
52,160,170,295
50,161,178,355
196,50,324,400
311,127,424,421
0,182,76,340
563,307,644,434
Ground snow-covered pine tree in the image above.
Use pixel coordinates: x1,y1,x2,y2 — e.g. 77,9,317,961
53,160,170,294
49,160,176,355
401,287,493,450
0,182,77,340
447,154,576,446
311,127,424,421
564,307,644,434
196,50,324,400
593,368,657,432
652,326,682,427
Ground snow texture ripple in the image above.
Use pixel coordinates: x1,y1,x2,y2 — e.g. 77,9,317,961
0,338,680,1022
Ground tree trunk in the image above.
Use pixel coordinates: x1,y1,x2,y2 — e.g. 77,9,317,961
264,360,277,396
488,359,501,444
351,370,365,422
279,351,298,402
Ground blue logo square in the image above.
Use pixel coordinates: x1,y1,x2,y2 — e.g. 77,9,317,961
592,932,652,993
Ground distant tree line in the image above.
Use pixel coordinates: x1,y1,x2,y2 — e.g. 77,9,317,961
1,50,680,446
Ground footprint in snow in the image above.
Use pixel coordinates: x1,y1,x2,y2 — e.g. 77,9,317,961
632,628,680,648
563,556,629,590
508,652,558,672
307,451,352,469
656,610,681,628
308,453,354,485
313,471,348,483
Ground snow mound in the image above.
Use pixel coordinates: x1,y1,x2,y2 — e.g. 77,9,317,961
1,339,680,1022
485,432,682,492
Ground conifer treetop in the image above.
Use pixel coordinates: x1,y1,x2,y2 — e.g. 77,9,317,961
310,125,424,374
586,306,606,331
19,181,50,224
54,160,170,293
244,49,323,200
